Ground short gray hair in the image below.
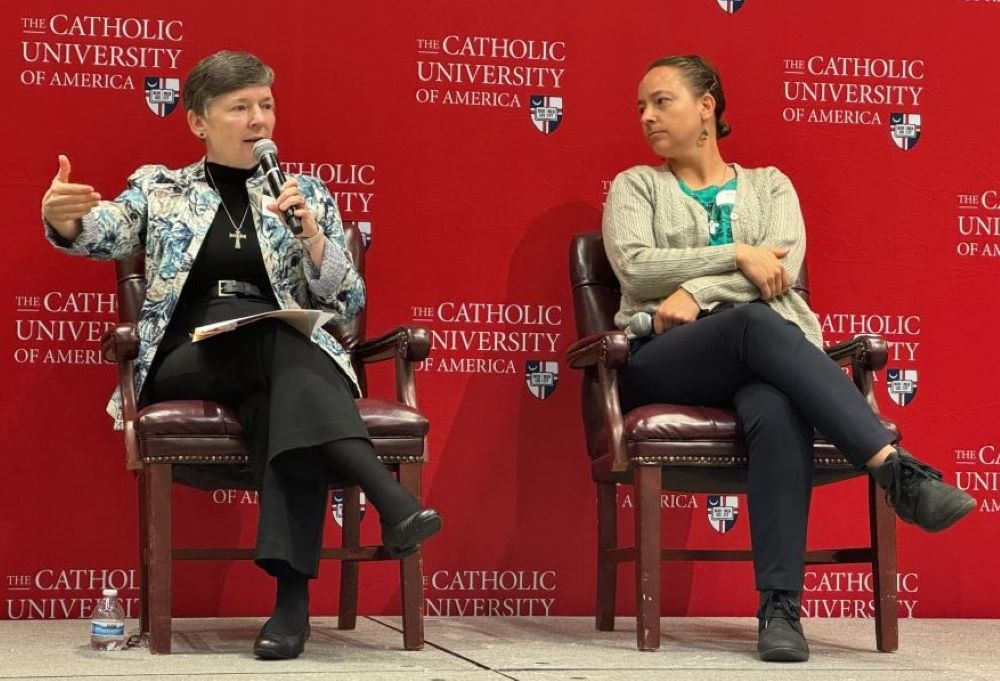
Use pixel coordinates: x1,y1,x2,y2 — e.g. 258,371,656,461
182,51,274,115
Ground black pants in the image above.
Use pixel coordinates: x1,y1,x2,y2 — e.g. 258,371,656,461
620,302,895,591
141,319,371,579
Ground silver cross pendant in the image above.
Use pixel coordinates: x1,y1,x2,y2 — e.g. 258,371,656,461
230,227,247,249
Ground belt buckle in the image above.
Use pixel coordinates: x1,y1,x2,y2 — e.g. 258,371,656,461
217,280,236,298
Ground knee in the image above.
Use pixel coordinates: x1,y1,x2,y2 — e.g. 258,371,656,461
730,304,803,350
732,302,783,329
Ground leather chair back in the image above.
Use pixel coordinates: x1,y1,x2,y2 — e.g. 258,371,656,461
568,234,618,458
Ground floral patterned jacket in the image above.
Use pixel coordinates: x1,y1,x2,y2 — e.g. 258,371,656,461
44,159,366,429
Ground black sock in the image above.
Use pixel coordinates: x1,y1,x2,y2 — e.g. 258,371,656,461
263,569,309,636
872,450,901,489
322,438,419,525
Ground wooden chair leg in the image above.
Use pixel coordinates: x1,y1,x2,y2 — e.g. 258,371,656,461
596,481,617,631
869,477,899,652
399,552,425,651
137,470,151,637
337,486,361,631
634,465,661,651
146,464,172,654
397,462,425,651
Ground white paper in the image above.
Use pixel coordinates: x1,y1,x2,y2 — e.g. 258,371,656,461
191,308,334,342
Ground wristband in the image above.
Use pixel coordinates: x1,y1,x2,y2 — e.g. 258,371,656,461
297,230,324,247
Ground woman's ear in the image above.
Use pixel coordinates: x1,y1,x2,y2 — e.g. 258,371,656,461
700,91,716,123
187,109,206,139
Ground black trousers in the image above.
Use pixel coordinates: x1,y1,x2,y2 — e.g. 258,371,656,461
141,319,371,579
619,302,895,591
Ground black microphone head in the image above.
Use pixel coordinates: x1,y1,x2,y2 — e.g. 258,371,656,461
252,138,278,162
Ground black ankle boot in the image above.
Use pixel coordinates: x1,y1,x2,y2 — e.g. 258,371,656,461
381,508,442,558
757,590,809,662
873,448,976,532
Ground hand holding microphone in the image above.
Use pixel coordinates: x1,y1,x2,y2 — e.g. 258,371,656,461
626,311,655,339
628,289,702,338
654,288,701,334
253,139,317,238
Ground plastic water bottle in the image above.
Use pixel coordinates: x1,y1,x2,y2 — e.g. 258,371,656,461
90,588,126,650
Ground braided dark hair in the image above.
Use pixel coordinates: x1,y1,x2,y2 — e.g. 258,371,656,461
646,55,731,139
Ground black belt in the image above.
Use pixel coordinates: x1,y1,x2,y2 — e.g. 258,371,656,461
206,280,266,298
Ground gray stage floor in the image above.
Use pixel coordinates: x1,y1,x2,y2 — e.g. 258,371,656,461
0,616,995,680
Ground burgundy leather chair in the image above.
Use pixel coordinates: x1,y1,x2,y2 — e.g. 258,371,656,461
566,232,899,652
100,222,431,654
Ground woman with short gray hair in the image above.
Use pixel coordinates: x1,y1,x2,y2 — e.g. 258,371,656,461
41,50,441,660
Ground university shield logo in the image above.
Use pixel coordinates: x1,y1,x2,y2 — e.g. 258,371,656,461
887,368,918,406
707,495,740,534
530,95,563,134
331,490,367,528
716,0,746,13
525,360,559,399
889,113,921,150
144,77,180,117
358,221,373,251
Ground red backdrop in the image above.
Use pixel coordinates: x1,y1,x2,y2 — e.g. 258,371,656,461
4,1,1000,623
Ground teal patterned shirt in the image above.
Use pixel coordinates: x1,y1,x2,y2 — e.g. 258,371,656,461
678,177,738,246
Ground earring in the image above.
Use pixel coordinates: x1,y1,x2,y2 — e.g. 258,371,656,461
198,132,205,139
697,127,709,146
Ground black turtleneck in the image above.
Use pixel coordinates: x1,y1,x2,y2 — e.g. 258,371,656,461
158,161,278,355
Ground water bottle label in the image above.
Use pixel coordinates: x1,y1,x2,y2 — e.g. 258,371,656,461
91,621,125,637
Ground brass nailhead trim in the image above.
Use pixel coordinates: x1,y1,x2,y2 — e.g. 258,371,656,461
142,454,425,464
143,455,250,463
631,455,851,466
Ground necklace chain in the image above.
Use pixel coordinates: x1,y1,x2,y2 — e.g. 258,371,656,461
688,164,731,239
205,163,251,249
717,162,730,187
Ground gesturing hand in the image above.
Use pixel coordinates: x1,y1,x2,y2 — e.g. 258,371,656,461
735,243,791,300
41,155,100,239
654,288,701,334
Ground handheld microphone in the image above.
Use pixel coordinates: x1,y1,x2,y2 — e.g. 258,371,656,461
252,138,302,235
626,311,654,339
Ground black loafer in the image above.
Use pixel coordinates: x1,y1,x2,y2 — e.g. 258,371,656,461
253,620,310,660
381,508,442,558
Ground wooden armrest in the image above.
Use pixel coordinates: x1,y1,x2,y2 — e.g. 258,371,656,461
353,326,429,409
354,326,430,364
825,334,887,413
566,331,630,369
100,323,138,363
99,323,141,470
825,334,888,371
